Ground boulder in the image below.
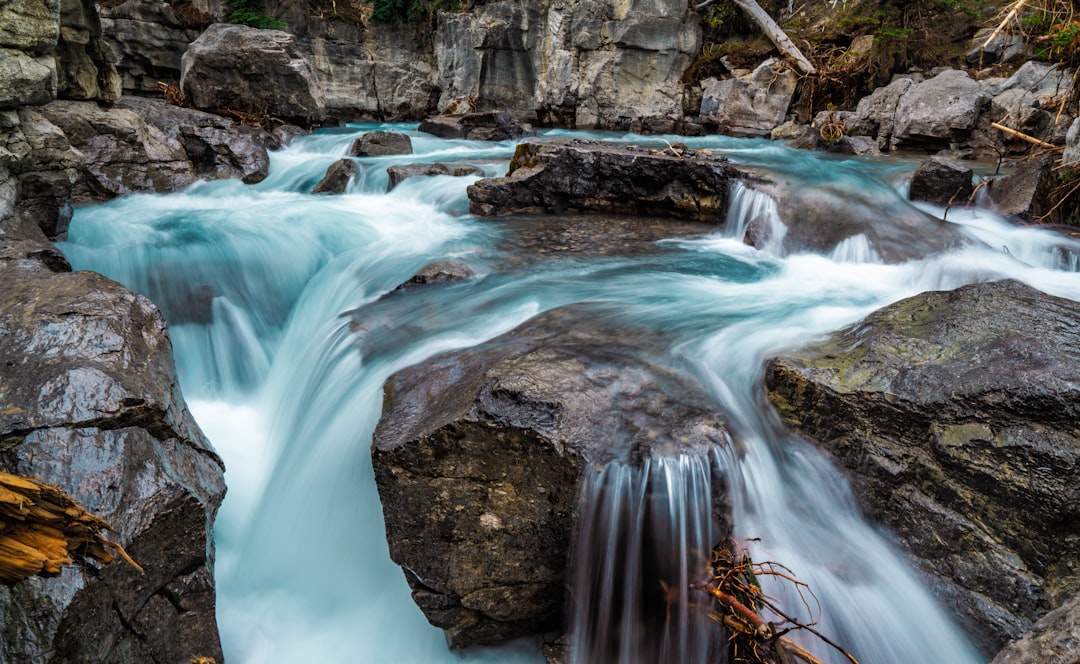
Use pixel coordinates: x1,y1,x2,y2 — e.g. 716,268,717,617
391,260,475,289
827,135,880,156
987,153,1057,223
0,107,81,238
990,591,1080,664
966,28,1027,66
180,23,326,124
0,241,226,663
310,158,356,194
909,155,974,206
119,96,273,184
699,59,797,137
419,111,534,141
1066,117,1080,168
386,162,484,191
349,130,412,156
984,62,1075,149
0,49,57,108
843,77,915,148
372,305,731,647
467,139,745,220
0,0,61,51
891,69,986,150
273,124,308,146
766,280,1080,653
37,99,195,200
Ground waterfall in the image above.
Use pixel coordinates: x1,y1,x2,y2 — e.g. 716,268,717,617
58,124,1080,664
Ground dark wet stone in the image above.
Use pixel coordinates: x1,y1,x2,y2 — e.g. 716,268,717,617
987,153,1058,223
910,155,974,206
311,158,357,194
419,111,534,141
386,162,483,191
392,260,475,290
349,130,412,157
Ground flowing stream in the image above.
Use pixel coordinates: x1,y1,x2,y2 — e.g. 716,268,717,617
60,125,1080,664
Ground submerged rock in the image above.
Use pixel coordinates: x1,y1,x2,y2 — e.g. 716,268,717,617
386,162,484,191
0,245,226,663
467,139,745,220
391,260,475,290
766,280,1080,653
372,305,731,647
311,158,357,194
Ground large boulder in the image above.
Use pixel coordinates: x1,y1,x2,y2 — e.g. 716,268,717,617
0,238,226,663
349,130,412,156
0,107,82,238
990,591,1080,664
984,62,1075,150
419,111,534,141
467,139,745,220
986,153,1057,223
891,69,986,150
699,59,797,138
310,157,356,194
372,305,731,647
0,0,61,50
766,280,1080,653
909,155,974,206
180,23,326,124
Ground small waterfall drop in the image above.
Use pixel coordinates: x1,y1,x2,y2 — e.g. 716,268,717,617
723,182,787,254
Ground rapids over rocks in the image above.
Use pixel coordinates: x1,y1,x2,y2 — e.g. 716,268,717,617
59,125,1080,664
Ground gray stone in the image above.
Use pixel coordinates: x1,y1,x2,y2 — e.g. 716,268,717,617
892,69,985,150
349,130,412,156
0,107,82,238
966,28,1027,66
990,591,1080,664
986,63,1075,149
386,162,484,191
844,77,914,148
0,0,61,51
0,49,57,107
467,139,745,221
310,157,356,194
372,305,731,647
699,59,797,137
987,153,1057,223
1065,117,1080,168
766,280,1080,653
53,0,122,102
100,8,201,95
273,124,308,146
827,135,880,156
392,260,475,289
180,23,326,124
909,155,974,206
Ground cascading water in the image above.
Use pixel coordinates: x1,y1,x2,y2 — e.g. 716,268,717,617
59,124,1080,664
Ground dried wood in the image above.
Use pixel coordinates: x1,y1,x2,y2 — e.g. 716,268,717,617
991,121,1062,149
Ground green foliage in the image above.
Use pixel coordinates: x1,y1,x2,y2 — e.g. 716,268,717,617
700,3,734,31
226,0,286,29
372,0,461,26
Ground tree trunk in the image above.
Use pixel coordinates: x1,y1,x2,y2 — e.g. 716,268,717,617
697,0,817,75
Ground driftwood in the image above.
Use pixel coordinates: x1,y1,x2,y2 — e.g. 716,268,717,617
991,121,1063,150
0,471,140,584
695,0,817,75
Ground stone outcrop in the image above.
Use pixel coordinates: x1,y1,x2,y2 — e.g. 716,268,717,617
699,58,797,137
909,155,974,206
766,280,1080,654
419,111,534,141
467,140,745,220
990,591,1080,664
372,305,731,647
349,130,412,156
180,23,326,124
386,163,484,191
0,225,227,663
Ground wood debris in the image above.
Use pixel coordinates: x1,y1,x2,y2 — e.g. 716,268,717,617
0,471,141,584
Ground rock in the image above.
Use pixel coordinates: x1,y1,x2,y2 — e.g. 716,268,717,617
392,260,475,289
386,162,484,191
467,139,745,220
180,23,326,125
419,111,534,141
966,28,1027,66
98,0,208,95
892,69,986,150
985,63,1075,150
0,247,226,663
119,96,273,184
843,77,915,148
909,155,974,206
310,158,356,194
770,120,808,141
766,280,1080,653
372,305,731,647
37,99,194,201
987,153,1057,223
0,49,57,108
827,135,880,155
0,0,61,51
699,59,797,138
349,130,413,156
273,124,307,146
53,0,122,102
0,107,82,238
1066,117,1080,168
990,591,1080,664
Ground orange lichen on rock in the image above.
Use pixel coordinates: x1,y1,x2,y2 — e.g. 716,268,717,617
0,471,141,583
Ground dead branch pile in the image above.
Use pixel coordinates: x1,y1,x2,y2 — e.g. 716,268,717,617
696,538,860,664
0,471,141,583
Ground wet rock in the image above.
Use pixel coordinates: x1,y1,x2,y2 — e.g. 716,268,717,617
37,99,195,201
420,111,534,141
0,49,57,108
909,155,974,206
699,59,797,138
827,135,880,156
467,139,745,221
349,130,412,156
310,158,356,194
392,260,475,290
180,23,326,125
990,591,1080,664
98,0,207,96
0,107,81,238
766,280,1080,653
386,162,484,191
273,124,308,146
0,249,226,663
987,153,1057,223
373,305,731,647
53,0,122,102
119,96,272,184
892,69,986,150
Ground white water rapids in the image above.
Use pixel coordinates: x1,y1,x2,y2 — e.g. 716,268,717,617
59,125,1080,664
